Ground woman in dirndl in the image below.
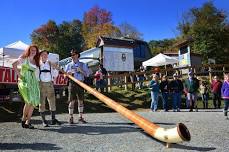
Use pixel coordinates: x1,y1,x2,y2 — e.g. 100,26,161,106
12,45,40,129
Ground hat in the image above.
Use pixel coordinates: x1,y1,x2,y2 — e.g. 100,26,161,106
70,49,80,58
39,50,49,55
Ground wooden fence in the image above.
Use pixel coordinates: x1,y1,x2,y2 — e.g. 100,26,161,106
105,64,229,91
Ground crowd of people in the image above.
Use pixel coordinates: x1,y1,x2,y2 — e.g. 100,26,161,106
149,70,229,119
12,44,229,129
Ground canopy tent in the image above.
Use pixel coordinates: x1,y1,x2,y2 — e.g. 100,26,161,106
0,41,29,67
0,41,59,67
142,53,178,67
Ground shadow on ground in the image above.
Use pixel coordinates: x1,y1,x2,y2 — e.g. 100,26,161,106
37,121,139,135
0,143,62,151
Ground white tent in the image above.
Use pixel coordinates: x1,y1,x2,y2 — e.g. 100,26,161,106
142,53,178,67
0,41,59,67
0,41,29,67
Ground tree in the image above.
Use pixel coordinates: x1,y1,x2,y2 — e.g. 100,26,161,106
177,1,229,63
148,39,176,56
31,20,84,59
82,5,121,49
118,22,143,40
57,20,84,58
31,20,59,51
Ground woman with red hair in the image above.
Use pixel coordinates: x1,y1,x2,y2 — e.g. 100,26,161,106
12,45,40,129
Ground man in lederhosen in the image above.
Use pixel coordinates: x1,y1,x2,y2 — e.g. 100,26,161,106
65,49,90,124
39,50,61,127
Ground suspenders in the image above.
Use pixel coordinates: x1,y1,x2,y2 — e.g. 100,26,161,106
39,61,52,81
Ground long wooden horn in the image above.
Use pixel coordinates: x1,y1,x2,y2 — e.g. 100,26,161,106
64,72,191,145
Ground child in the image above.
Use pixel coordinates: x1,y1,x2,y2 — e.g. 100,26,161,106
199,80,209,109
221,73,229,119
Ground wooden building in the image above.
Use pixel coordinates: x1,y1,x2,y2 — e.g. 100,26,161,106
96,36,151,71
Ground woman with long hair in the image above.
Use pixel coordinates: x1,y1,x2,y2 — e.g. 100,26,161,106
12,44,40,129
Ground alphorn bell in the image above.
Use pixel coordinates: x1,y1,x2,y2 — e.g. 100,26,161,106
63,72,191,146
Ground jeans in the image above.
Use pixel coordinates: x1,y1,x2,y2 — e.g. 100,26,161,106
150,91,159,111
172,92,182,111
213,93,221,108
137,76,144,89
162,92,169,111
202,93,209,109
224,99,229,116
187,92,198,110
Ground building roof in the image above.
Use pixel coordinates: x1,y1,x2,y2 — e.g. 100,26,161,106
96,36,148,48
173,37,194,48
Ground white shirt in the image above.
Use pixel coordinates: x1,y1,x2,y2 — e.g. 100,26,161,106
39,60,59,82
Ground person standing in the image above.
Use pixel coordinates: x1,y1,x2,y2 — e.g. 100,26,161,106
65,49,90,124
170,74,184,112
99,64,107,92
149,74,160,112
38,50,61,127
159,75,170,112
184,71,200,112
221,73,229,119
211,75,222,109
94,68,104,92
137,65,145,89
12,45,40,129
199,80,209,109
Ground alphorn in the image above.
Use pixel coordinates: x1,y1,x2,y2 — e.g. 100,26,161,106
63,72,191,146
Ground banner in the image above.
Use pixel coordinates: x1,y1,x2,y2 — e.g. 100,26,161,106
0,66,68,85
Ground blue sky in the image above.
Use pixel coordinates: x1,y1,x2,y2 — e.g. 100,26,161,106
0,0,228,47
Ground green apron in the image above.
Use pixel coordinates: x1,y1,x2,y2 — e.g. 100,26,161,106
18,59,40,107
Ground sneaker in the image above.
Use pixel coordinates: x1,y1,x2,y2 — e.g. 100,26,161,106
51,119,61,125
78,117,87,124
69,117,74,124
189,109,193,112
177,109,180,112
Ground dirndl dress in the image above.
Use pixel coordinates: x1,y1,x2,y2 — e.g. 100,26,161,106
18,59,40,107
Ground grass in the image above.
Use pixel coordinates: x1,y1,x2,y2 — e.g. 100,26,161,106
0,85,224,122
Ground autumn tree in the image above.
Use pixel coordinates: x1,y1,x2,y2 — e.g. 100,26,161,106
177,1,229,63
31,20,84,59
148,39,176,56
31,20,59,51
82,6,121,49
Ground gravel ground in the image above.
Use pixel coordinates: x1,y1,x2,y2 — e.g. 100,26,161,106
0,109,228,152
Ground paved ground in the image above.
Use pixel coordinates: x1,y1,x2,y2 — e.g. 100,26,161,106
0,109,228,152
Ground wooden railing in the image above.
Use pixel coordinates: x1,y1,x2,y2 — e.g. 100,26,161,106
104,64,229,91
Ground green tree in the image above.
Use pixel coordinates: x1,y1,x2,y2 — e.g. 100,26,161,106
177,1,229,63
57,20,84,58
148,39,176,56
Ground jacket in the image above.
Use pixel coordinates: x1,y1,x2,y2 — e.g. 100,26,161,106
184,78,199,93
160,80,169,93
211,80,222,94
221,81,229,99
170,79,184,93
149,80,160,92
